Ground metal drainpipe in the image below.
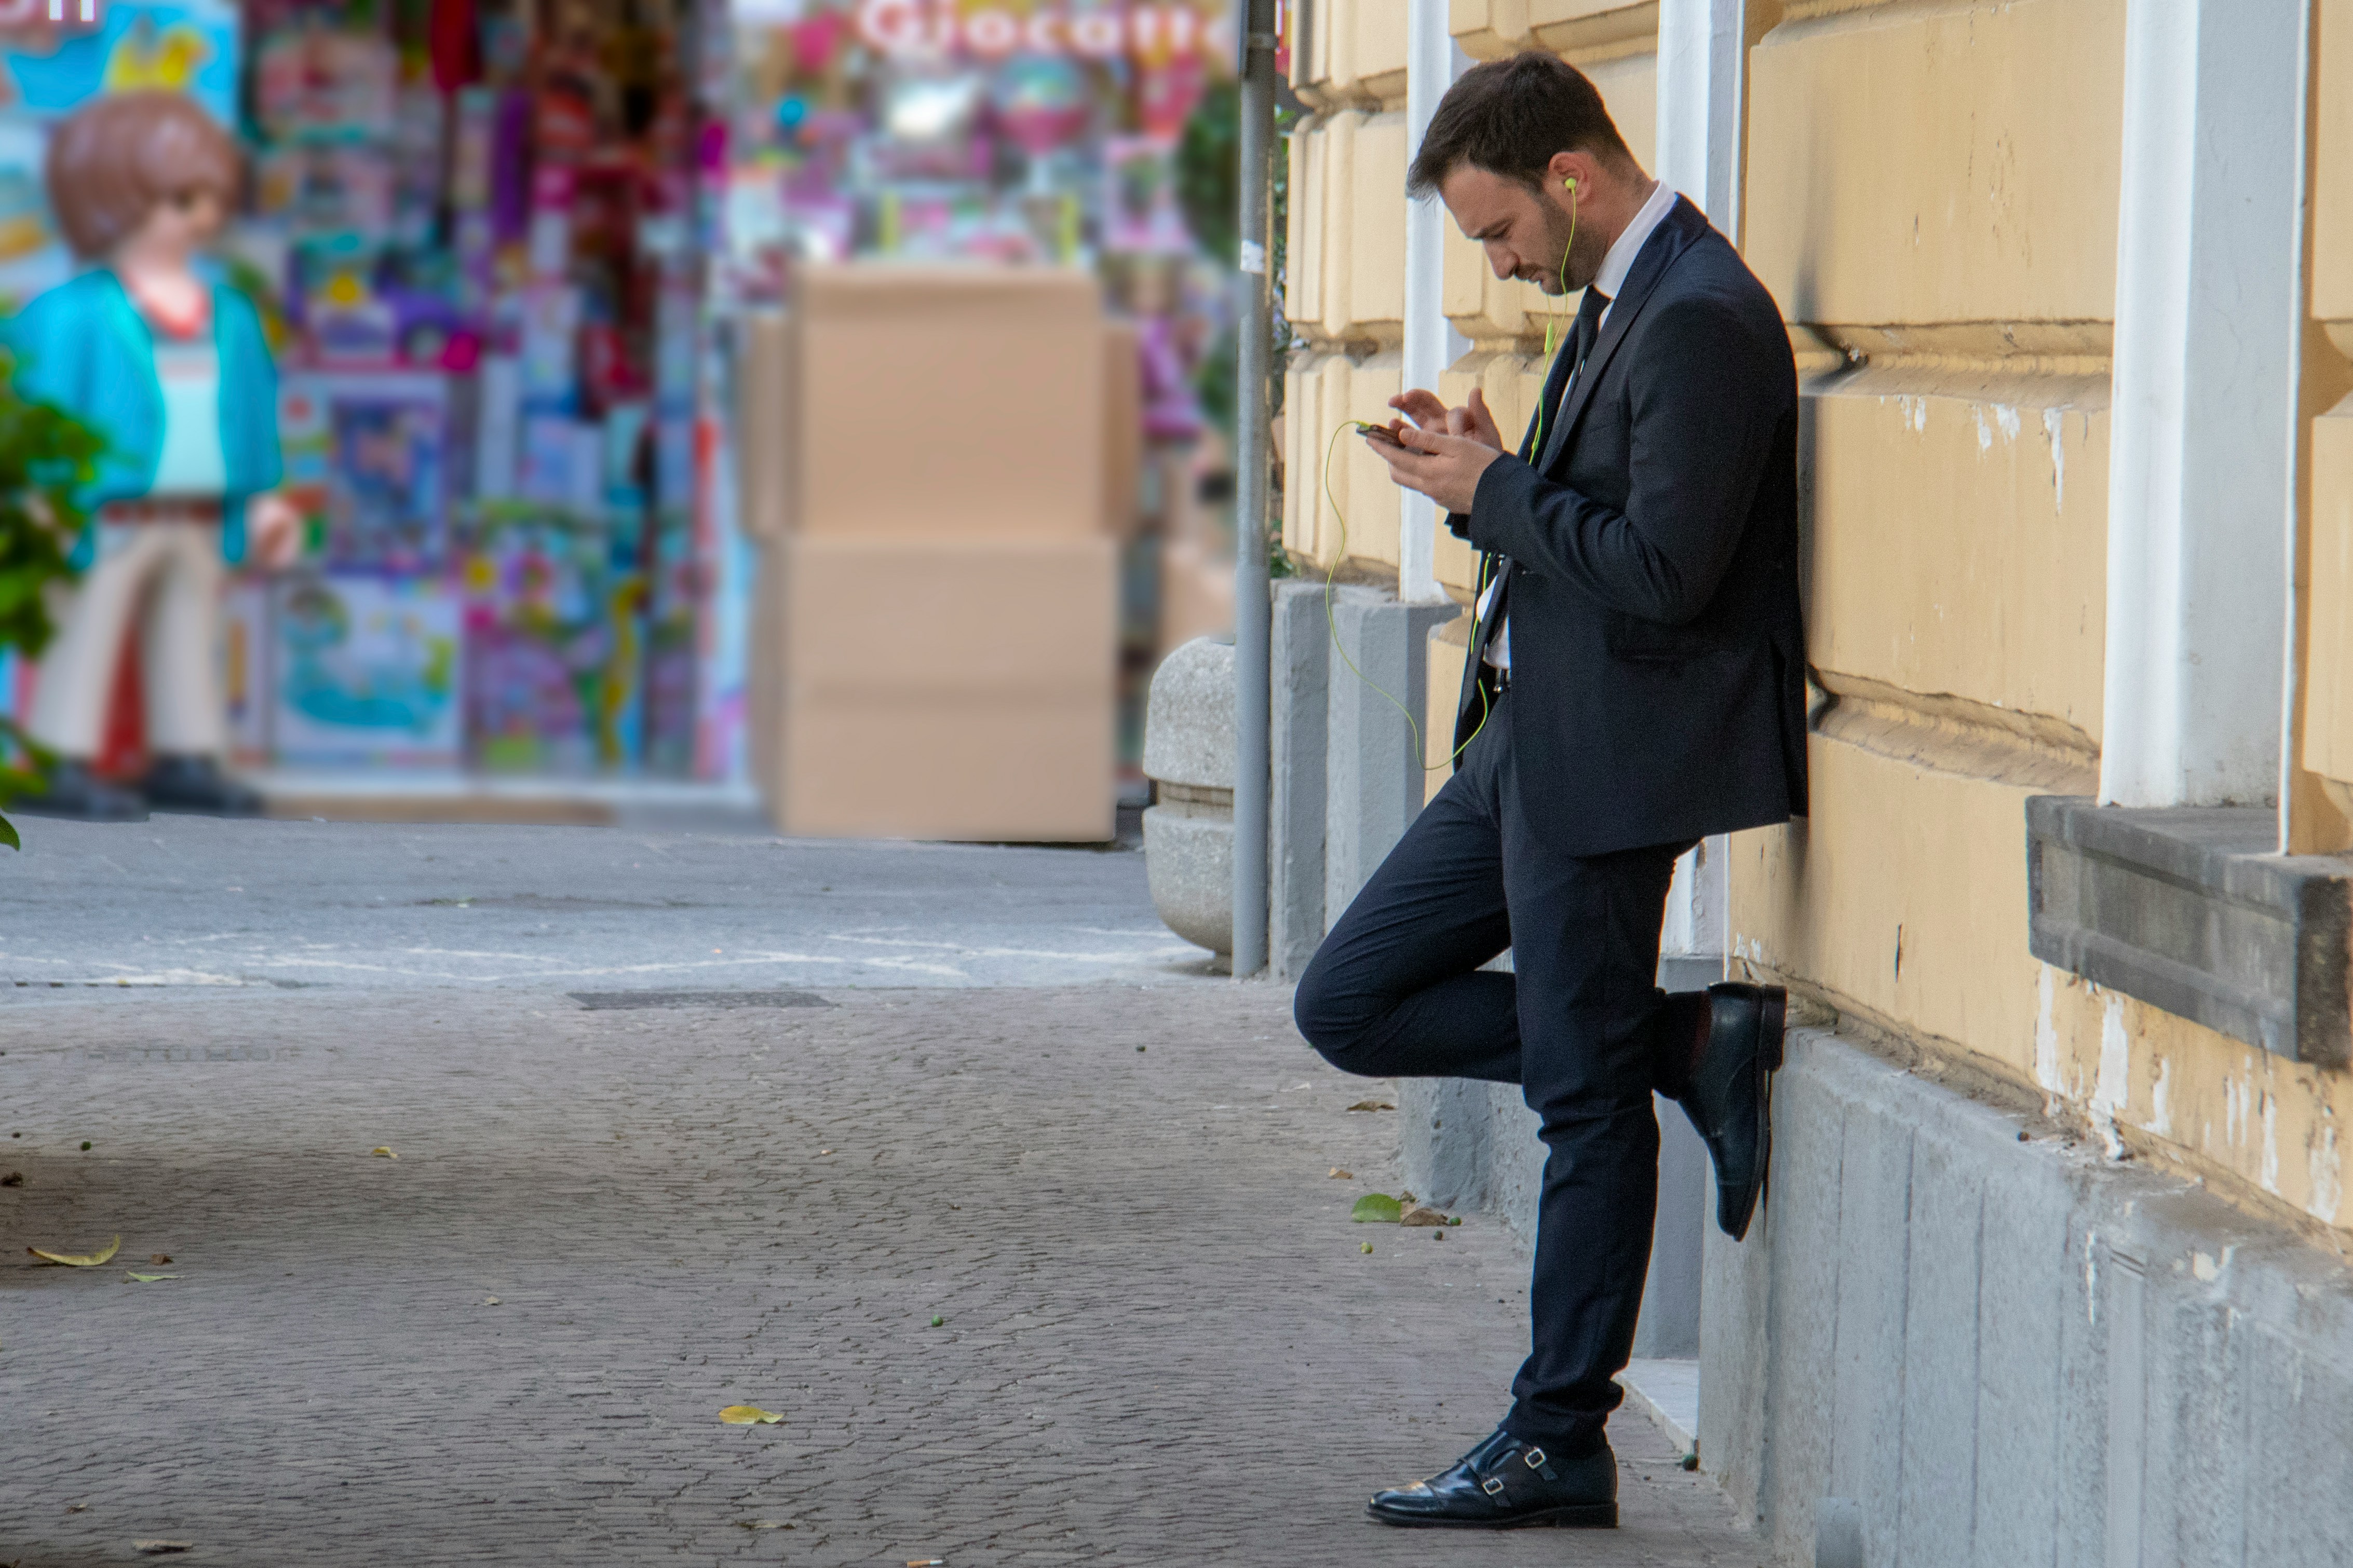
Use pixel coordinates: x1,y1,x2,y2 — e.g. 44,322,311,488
1229,0,1277,979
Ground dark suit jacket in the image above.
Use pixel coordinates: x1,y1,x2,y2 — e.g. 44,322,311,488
1448,194,1807,857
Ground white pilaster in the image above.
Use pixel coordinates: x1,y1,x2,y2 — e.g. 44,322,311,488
1655,0,1746,237
1399,0,1468,605
1656,0,1746,958
2100,0,2307,808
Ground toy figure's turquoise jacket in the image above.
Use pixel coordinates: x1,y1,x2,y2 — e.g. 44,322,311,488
6,265,281,567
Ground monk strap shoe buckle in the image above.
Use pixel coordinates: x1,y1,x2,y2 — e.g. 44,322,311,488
1523,1448,1547,1469
1481,1476,1506,1496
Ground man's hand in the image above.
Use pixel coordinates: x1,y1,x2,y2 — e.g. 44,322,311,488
1364,386,1507,515
1388,386,1505,453
247,493,305,571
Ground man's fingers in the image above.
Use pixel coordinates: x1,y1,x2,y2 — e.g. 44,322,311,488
1389,389,1449,427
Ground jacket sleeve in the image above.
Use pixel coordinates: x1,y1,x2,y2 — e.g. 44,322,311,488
1460,292,1779,626
219,287,282,496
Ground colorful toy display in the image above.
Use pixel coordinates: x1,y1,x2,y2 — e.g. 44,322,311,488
6,89,301,820
270,570,461,766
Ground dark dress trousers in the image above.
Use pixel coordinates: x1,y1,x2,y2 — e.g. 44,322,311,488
1294,194,1805,1454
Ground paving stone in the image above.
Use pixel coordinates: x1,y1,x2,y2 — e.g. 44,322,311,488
0,838,1762,1566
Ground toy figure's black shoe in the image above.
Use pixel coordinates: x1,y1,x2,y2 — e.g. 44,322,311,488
1675,982,1786,1242
1366,1428,1617,1529
12,760,147,822
141,755,264,817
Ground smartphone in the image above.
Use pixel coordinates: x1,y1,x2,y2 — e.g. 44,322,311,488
1354,420,1405,446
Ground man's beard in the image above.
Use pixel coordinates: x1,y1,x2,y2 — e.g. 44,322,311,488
1520,204,1593,295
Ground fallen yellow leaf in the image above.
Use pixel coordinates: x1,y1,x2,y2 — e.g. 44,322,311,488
125,1272,178,1283
371,1147,398,1159
27,1235,120,1267
719,1405,782,1425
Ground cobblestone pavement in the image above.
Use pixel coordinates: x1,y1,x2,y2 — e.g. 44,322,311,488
0,831,1763,1567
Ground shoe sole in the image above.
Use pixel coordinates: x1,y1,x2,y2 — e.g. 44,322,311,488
1367,1503,1619,1530
1723,987,1787,1243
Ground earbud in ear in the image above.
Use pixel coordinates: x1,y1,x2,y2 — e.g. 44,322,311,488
1564,176,1577,190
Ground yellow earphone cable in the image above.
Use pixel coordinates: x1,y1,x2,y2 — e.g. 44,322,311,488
1307,173,1579,776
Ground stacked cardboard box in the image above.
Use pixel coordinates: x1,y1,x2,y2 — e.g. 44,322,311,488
743,266,1116,840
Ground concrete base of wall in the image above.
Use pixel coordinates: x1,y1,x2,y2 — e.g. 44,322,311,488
1705,1025,2353,1567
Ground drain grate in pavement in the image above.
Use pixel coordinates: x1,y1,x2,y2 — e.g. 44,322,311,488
567,989,835,1011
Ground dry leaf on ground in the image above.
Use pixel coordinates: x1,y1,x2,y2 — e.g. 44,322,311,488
1328,1168,1353,1179
719,1405,783,1425
371,1147,397,1158
149,1253,171,1265
734,1520,794,1530
1400,1205,1450,1228
125,1272,178,1283
133,1543,192,1556
1345,1101,1395,1113
28,1236,120,1267
1,1171,22,1186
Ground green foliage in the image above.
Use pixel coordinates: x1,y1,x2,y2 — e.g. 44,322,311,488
1350,1193,1404,1223
0,363,104,847
1176,79,1239,268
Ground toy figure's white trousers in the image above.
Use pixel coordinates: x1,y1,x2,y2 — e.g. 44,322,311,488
29,519,228,760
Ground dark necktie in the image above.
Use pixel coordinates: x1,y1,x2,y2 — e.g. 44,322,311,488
1570,286,1610,385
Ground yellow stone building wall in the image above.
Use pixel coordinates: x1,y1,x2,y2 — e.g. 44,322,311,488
1732,0,2353,1235
1297,0,2353,1234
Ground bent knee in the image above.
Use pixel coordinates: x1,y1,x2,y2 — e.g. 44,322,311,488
1293,962,1377,1071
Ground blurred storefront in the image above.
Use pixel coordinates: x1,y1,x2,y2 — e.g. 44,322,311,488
0,0,1241,828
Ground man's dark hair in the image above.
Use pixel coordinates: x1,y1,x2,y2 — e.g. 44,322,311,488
1405,52,1632,199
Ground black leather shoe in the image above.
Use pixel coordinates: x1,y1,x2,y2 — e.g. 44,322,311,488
1366,1428,1617,1529
11,759,147,821
1676,981,1786,1242
141,755,264,817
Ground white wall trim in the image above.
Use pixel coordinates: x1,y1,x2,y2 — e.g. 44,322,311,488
1400,0,1469,606
2101,0,2306,809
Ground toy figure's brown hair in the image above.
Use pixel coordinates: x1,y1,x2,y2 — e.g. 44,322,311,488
45,91,241,259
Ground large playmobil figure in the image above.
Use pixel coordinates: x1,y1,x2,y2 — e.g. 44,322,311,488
11,90,300,820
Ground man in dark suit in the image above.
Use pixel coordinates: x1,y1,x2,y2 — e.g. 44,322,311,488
1290,51,1807,1529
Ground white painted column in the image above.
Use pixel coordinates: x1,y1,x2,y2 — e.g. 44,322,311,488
1399,0,1468,605
1655,0,1746,239
2100,0,2307,808
1656,0,1747,961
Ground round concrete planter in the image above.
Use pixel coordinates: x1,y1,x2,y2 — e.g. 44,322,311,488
1141,636,1235,958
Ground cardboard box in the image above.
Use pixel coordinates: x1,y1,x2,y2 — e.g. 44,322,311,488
785,266,1106,539
757,535,1115,841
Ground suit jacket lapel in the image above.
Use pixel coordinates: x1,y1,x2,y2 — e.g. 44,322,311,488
1518,334,1578,462
1534,195,1710,474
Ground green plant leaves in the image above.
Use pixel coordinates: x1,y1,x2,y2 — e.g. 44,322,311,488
1350,1194,1403,1224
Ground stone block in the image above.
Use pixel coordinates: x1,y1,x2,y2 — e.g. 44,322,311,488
2026,797,2353,1065
2301,405,2353,785
2314,0,2353,322
1804,376,2110,732
1324,592,1458,921
1269,583,1331,980
1142,637,1236,958
1747,0,2127,332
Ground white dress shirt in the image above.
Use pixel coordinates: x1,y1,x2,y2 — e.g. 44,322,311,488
1480,178,1680,673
